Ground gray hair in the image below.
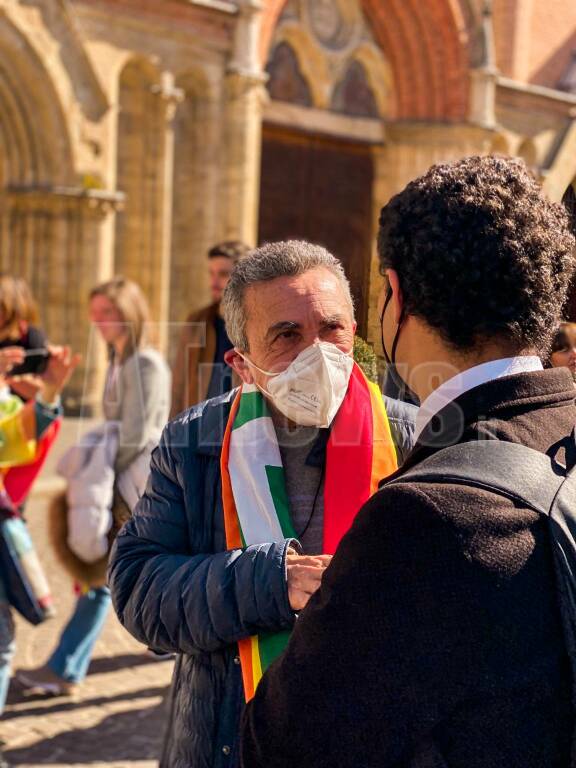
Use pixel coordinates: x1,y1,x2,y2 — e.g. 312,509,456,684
221,240,355,351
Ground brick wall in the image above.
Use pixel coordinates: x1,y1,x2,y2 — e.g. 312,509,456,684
493,0,576,87
529,0,576,87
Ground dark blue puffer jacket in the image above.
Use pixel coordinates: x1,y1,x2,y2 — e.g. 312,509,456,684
108,390,416,768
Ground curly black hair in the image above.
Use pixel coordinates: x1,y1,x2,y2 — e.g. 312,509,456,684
377,156,576,354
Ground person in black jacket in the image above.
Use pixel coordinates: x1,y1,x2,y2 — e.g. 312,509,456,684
240,156,576,768
108,241,416,768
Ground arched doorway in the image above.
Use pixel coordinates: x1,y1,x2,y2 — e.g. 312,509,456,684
258,3,390,335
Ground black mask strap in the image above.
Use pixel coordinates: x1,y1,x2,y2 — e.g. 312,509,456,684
380,286,404,366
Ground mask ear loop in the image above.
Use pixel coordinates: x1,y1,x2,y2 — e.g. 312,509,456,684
380,287,393,365
380,286,405,366
237,351,279,379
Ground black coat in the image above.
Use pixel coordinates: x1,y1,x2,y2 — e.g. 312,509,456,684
241,368,575,768
108,390,416,768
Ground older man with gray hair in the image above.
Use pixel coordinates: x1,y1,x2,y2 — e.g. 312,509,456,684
109,240,416,768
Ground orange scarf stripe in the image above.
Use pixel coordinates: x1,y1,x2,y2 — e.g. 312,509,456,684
220,389,243,550
238,637,256,701
221,390,257,698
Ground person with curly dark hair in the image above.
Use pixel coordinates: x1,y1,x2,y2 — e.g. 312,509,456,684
240,156,576,768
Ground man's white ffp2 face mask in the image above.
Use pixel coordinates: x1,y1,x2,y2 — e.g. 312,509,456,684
241,342,354,427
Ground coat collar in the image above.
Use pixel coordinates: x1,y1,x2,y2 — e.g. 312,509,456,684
383,368,576,481
195,391,236,456
414,356,543,443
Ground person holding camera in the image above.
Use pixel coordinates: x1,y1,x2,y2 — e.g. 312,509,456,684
0,343,79,768
0,275,50,402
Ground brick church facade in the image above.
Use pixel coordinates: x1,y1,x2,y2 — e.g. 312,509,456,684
1,0,576,411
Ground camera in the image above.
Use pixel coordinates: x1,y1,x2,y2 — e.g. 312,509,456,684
9,349,51,377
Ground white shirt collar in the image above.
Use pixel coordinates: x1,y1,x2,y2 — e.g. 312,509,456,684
414,356,544,443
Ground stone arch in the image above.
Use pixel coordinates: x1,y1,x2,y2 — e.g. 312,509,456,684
269,24,330,108
332,43,395,118
0,14,73,187
267,41,313,107
114,57,165,323
331,60,379,118
0,14,111,413
261,0,470,121
0,13,75,311
3,0,107,125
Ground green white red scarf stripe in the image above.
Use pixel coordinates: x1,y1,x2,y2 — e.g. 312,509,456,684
221,362,397,701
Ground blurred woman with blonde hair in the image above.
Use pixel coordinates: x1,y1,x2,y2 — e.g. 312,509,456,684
18,276,171,695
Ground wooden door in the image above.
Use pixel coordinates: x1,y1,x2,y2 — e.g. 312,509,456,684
258,124,374,334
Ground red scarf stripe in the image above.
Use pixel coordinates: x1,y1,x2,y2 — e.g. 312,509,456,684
4,419,61,506
323,365,377,554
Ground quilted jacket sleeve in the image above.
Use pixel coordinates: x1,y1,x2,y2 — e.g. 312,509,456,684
108,424,297,655
384,395,417,465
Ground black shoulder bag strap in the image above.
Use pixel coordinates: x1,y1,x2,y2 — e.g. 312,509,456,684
386,438,576,757
387,440,564,513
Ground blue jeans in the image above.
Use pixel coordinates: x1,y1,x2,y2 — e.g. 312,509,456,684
0,597,15,716
48,586,111,683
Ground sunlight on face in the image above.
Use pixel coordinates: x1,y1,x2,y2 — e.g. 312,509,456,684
89,295,126,345
242,267,356,391
550,346,576,374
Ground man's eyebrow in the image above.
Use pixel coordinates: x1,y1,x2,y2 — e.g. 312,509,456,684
320,314,347,326
265,321,301,341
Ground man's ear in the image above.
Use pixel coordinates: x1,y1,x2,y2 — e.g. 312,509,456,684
386,269,404,324
224,348,254,385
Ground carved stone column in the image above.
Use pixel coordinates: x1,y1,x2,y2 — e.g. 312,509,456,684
115,63,182,354
469,1,498,130
222,0,267,245
151,73,184,354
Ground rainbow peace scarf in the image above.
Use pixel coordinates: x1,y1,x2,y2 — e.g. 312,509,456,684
0,396,61,506
0,396,61,619
221,363,398,701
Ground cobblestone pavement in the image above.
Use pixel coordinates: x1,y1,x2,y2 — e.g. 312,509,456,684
2,421,174,767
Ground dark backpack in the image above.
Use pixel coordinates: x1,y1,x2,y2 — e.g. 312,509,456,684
386,439,576,758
